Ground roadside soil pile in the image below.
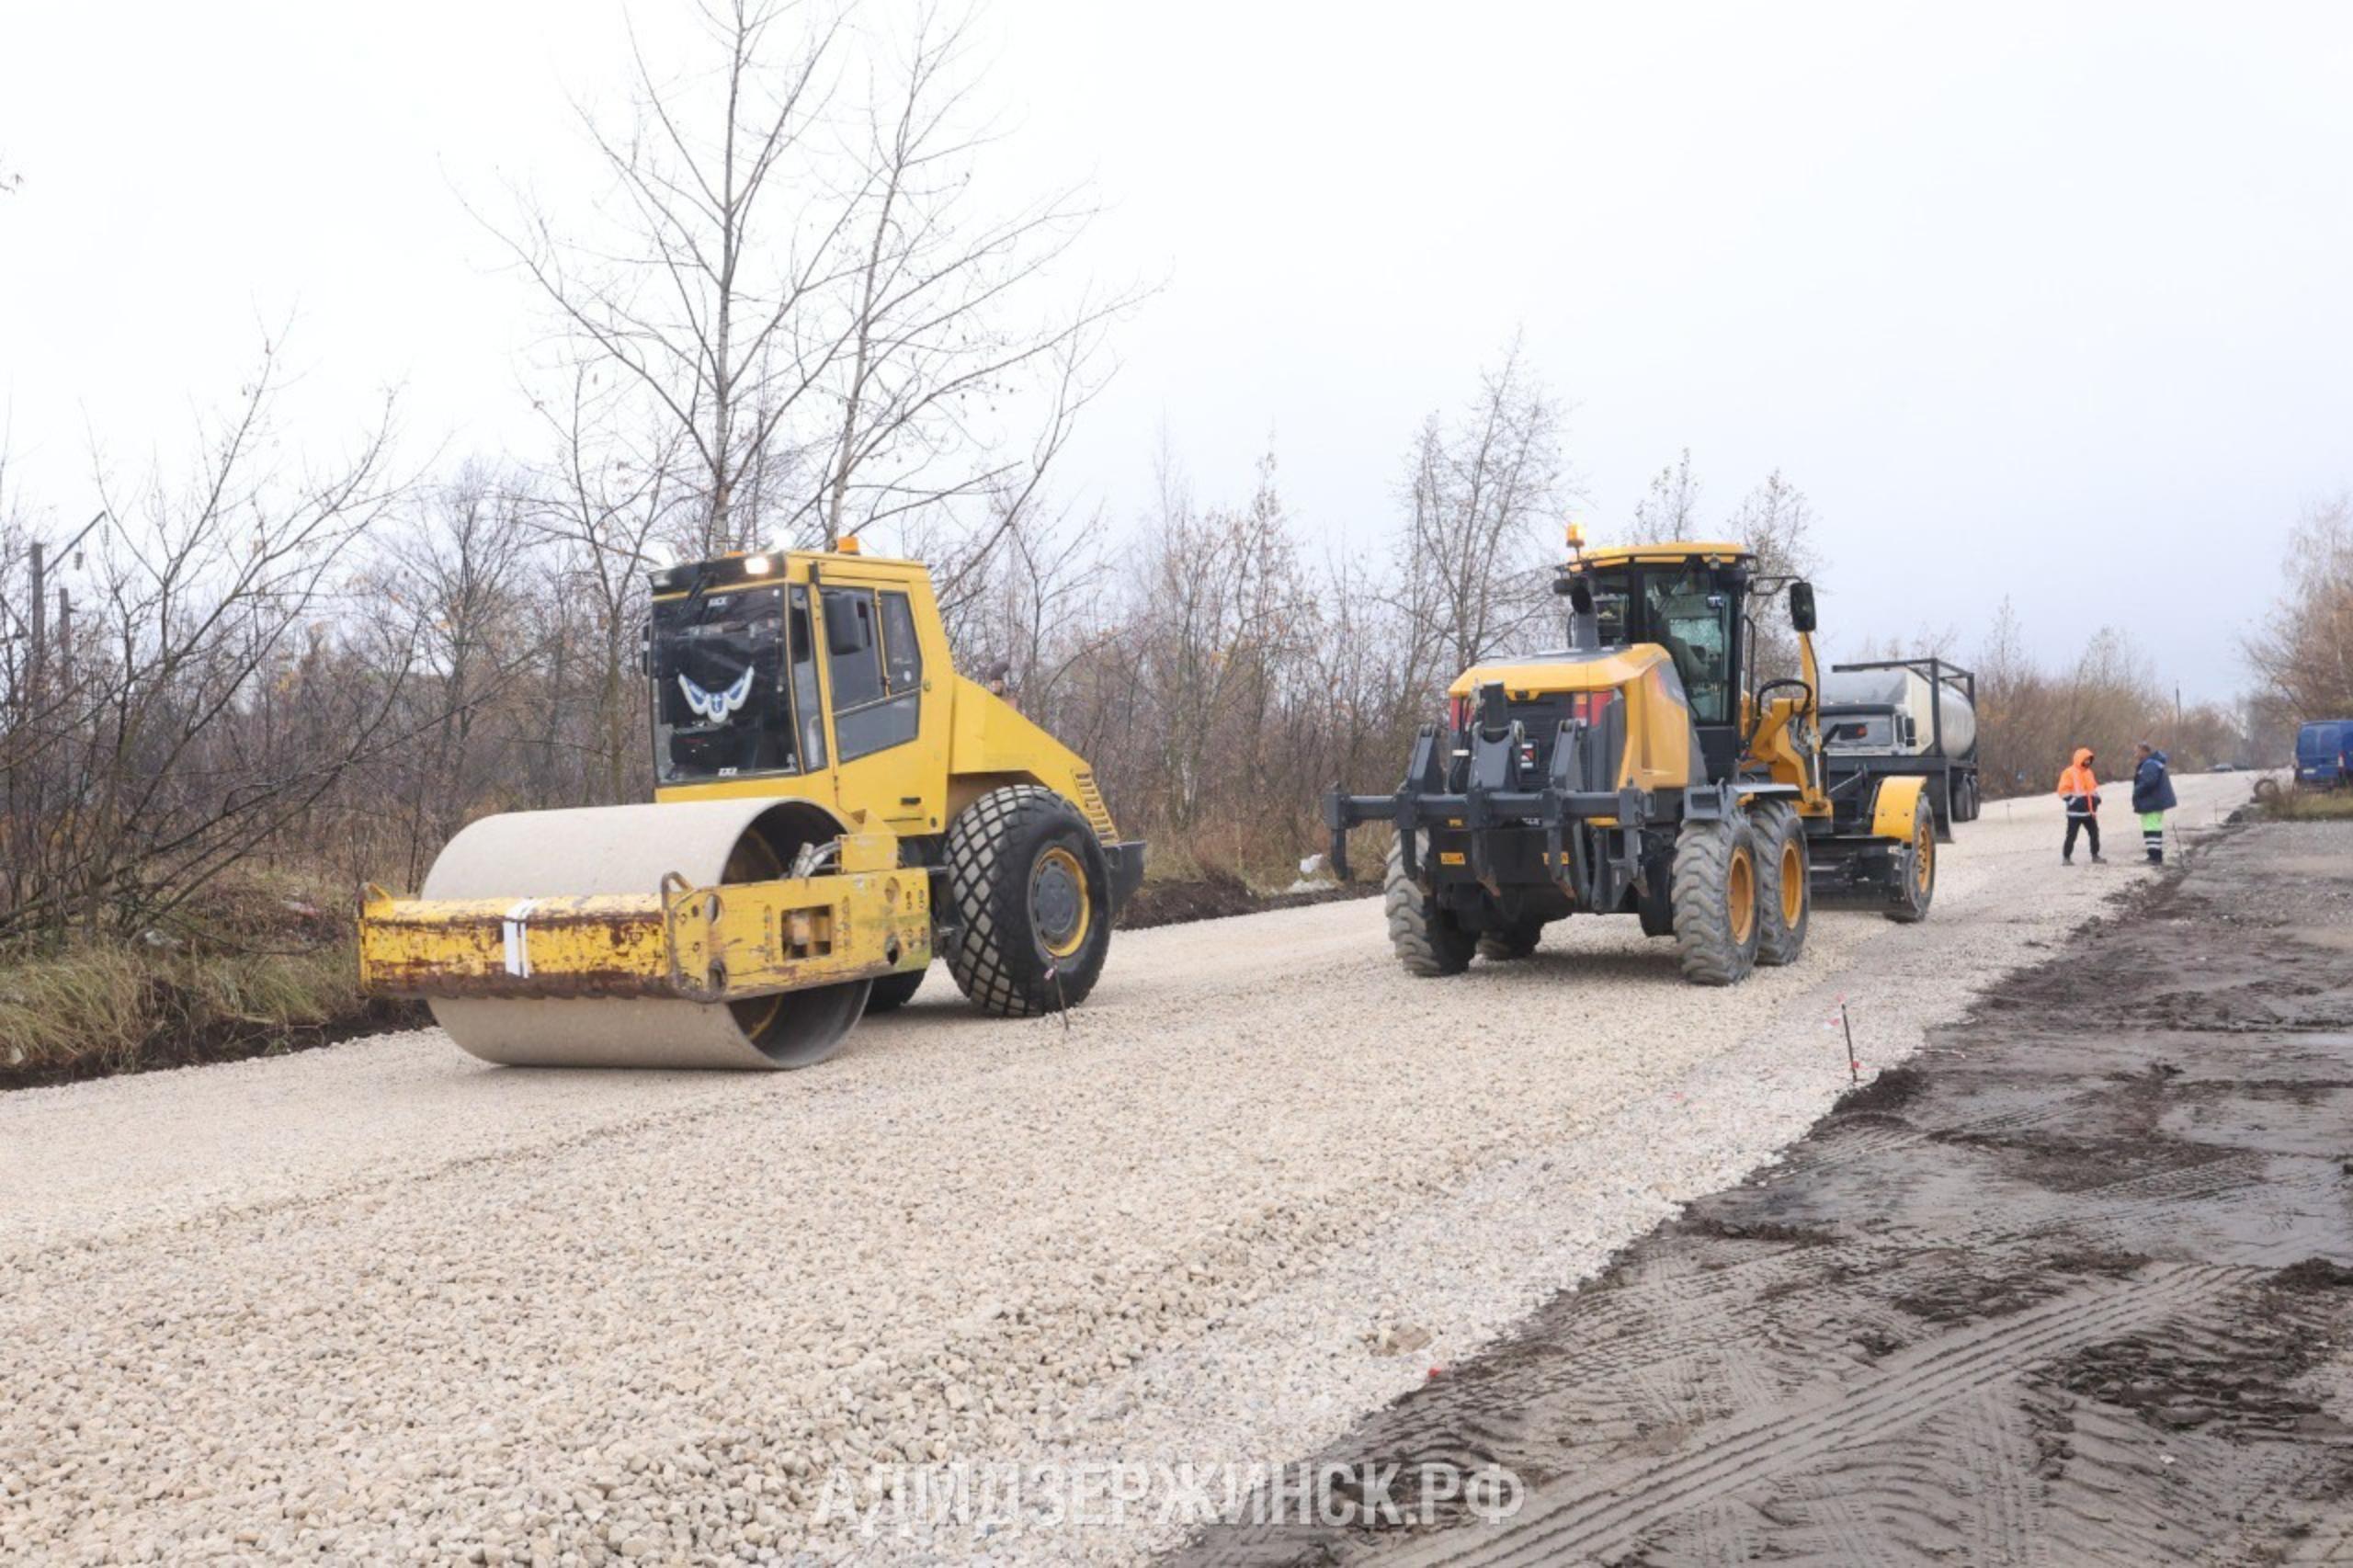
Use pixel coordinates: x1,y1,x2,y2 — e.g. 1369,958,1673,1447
1119,870,1374,930
1179,818,2353,1567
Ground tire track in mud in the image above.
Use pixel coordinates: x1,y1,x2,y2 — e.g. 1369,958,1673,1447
1173,821,2353,1567
1404,1267,2234,1568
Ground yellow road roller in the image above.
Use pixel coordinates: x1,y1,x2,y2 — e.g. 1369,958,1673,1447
359,543,1143,1068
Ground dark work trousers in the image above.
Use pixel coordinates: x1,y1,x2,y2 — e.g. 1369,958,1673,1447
2063,813,2100,860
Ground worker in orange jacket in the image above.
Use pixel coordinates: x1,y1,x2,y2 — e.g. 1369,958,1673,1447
2057,746,2105,865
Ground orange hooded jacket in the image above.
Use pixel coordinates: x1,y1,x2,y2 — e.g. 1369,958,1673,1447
2056,748,2100,813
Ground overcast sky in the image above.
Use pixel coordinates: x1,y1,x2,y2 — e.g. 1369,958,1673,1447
5,0,2350,703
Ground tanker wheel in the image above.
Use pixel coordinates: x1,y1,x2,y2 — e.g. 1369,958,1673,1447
1884,791,1938,924
862,968,927,1015
944,785,1111,1017
1476,919,1545,962
1671,815,1761,985
1385,836,1476,976
1751,801,1811,968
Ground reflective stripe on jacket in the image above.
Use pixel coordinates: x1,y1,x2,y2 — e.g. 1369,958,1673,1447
2057,748,2099,818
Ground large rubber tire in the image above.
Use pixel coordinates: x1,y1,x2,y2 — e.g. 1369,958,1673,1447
943,785,1111,1017
862,968,927,1015
1476,919,1545,961
1884,791,1938,925
1672,815,1762,986
1752,801,1810,968
1635,864,1677,938
1385,836,1477,977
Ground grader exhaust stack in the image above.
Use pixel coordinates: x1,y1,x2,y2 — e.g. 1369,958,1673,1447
360,544,1142,1069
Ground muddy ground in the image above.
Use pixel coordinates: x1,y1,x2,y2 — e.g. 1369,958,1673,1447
1178,819,2353,1567
1117,870,1375,929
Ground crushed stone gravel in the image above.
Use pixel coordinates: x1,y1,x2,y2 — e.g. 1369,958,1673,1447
0,778,2250,1563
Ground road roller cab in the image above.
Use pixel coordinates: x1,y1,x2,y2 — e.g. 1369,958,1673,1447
1324,534,1945,987
358,543,1145,1069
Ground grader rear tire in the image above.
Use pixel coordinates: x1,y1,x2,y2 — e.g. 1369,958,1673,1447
1386,836,1477,977
944,785,1111,1017
1672,815,1762,985
1752,801,1811,967
1884,791,1938,925
1476,920,1545,961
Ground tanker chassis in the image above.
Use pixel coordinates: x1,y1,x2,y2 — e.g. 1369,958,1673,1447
1817,656,1981,841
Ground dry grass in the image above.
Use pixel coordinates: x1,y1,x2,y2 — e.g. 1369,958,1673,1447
2256,783,2353,822
0,873,419,1087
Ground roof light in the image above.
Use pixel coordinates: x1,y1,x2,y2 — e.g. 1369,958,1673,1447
743,554,772,576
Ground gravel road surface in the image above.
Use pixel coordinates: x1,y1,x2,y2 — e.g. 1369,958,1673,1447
0,777,2249,1564
1179,810,2353,1568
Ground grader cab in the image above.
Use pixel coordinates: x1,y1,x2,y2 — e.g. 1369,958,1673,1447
1326,537,1939,984
359,544,1143,1068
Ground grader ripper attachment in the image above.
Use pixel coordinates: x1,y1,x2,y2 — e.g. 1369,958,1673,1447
1326,536,1941,985
359,544,1143,1069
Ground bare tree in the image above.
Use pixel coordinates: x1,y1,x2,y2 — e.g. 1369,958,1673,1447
2245,493,2353,721
1628,448,1703,541
1389,338,1568,692
493,0,1137,565
0,342,415,940
526,361,694,802
1726,469,1822,679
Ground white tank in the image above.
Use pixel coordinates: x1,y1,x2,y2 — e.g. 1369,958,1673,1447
1820,666,1976,757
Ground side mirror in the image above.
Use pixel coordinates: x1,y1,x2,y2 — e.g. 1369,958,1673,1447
825,601,874,658
1789,580,1818,635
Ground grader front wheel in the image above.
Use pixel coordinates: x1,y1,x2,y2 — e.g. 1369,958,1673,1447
1385,836,1477,977
944,785,1112,1016
1672,815,1762,985
1751,801,1811,967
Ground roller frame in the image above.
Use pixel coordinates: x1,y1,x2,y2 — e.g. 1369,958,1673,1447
359,853,929,1006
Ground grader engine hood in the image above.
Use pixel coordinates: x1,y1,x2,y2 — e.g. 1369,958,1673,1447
1446,645,1703,797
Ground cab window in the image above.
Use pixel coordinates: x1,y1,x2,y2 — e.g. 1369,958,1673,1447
821,587,885,710
790,586,826,770
1644,569,1735,725
822,585,922,762
881,591,922,694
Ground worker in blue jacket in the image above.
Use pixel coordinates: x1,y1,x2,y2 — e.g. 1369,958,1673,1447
2131,743,2177,864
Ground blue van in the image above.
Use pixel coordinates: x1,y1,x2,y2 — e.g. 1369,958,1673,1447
2296,721,2353,788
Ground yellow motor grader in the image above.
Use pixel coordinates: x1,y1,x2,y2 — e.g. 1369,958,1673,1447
1325,534,1939,983
358,542,1142,1068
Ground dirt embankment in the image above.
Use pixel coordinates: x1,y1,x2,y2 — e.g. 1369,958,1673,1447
1179,820,2353,1567
1118,871,1373,929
